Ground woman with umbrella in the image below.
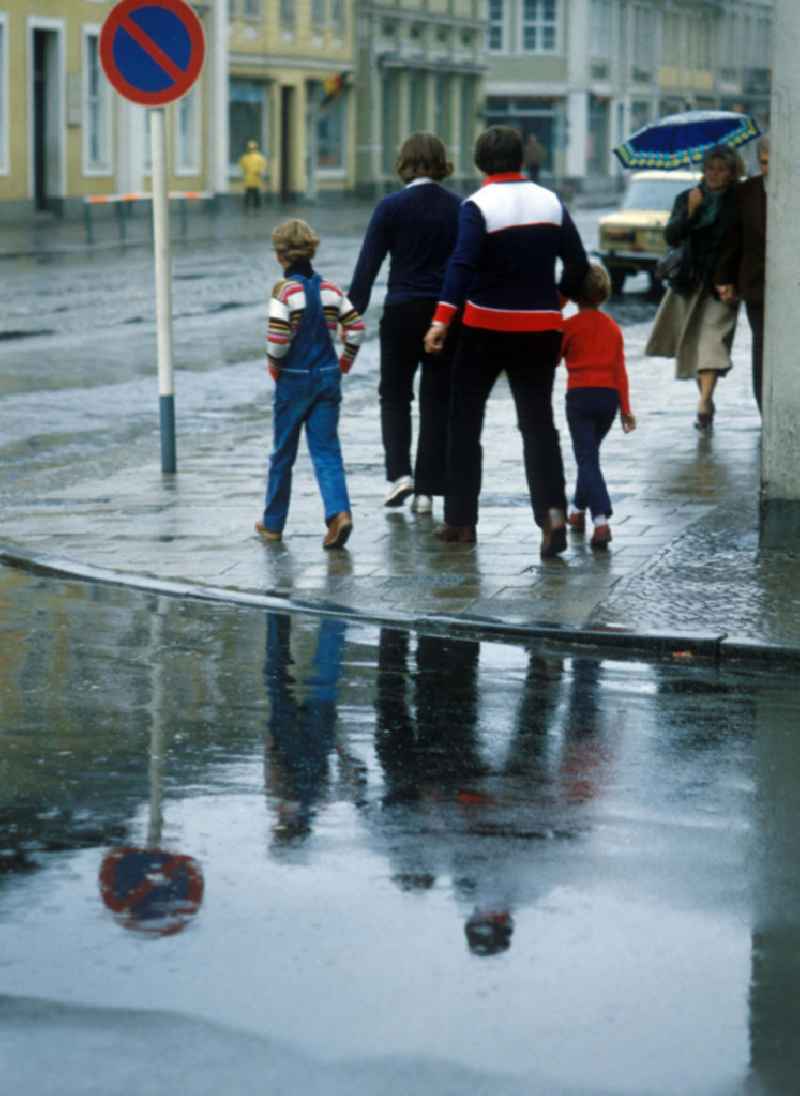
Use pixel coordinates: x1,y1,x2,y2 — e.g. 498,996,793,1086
645,144,744,430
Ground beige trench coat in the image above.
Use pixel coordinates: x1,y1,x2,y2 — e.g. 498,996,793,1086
645,285,739,379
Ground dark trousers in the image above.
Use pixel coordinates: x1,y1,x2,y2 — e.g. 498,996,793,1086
244,186,261,210
444,327,565,528
746,301,764,413
565,387,619,520
379,299,456,494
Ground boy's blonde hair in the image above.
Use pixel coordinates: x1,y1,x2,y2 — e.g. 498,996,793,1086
272,219,320,262
576,263,612,306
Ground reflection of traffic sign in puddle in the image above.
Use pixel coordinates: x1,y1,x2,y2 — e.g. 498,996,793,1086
99,847,204,936
99,604,203,936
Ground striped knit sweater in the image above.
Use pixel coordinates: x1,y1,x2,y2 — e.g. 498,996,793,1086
267,263,366,370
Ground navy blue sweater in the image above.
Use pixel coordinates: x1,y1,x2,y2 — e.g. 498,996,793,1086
434,173,589,333
349,181,462,315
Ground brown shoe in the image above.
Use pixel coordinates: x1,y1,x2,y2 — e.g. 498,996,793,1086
590,523,612,550
434,523,477,544
255,521,282,542
323,511,353,550
540,515,567,559
567,511,586,533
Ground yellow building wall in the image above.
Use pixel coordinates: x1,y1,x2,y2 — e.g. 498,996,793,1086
229,0,356,195
1,0,211,204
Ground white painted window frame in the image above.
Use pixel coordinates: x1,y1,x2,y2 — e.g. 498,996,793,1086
487,0,506,53
27,15,67,200
82,24,113,177
0,14,9,175
519,0,561,56
175,84,202,176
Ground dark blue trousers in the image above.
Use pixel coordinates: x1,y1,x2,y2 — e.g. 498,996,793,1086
565,387,618,520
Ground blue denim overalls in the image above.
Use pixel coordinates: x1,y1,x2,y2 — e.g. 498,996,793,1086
262,272,351,532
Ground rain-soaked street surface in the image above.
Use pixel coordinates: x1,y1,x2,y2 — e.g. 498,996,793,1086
2,565,799,1095
1,204,616,495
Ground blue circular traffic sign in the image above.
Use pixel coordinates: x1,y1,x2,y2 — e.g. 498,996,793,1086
100,0,205,107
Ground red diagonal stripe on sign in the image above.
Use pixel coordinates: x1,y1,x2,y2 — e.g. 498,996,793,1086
120,14,185,84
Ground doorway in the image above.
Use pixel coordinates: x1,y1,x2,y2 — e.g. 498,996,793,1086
280,86,295,201
31,26,63,212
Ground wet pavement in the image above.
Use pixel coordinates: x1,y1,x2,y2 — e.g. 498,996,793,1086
1,204,797,655
2,566,800,1095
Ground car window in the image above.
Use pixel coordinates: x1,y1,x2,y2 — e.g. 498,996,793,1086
623,178,694,210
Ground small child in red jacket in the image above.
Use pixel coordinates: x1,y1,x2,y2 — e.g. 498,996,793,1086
561,263,636,550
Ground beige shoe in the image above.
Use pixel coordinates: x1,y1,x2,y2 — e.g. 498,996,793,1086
323,511,353,550
255,521,282,542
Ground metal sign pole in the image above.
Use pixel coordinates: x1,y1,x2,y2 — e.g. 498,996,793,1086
151,106,176,474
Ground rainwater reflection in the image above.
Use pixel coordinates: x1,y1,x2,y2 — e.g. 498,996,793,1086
1,566,799,1094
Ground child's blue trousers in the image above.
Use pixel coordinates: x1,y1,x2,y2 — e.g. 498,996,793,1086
565,387,619,520
262,367,351,532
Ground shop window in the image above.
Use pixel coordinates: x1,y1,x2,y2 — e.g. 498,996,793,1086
229,79,268,172
318,96,346,171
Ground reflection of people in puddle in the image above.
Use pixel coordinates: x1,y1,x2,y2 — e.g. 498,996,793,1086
373,630,604,955
264,613,346,843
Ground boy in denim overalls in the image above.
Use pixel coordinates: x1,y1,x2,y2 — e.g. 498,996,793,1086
256,220,365,549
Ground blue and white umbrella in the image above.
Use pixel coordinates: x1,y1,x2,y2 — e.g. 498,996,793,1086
613,110,761,171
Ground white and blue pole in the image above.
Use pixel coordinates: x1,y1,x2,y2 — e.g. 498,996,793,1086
150,106,176,473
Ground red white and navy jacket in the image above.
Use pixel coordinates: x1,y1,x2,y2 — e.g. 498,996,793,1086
432,173,589,333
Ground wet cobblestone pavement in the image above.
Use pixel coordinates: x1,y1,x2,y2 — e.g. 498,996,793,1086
1,204,798,655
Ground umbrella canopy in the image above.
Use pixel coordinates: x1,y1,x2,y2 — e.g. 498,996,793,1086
613,110,761,171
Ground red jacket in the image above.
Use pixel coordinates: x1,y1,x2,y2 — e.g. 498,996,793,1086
561,309,631,417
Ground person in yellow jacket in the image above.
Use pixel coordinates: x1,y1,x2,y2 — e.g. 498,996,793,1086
239,140,267,211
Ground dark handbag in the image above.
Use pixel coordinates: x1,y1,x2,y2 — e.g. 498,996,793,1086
656,243,697,296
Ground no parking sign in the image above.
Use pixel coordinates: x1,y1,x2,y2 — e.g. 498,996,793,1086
99,0,206,473
100,0,205,107
100,846,204,936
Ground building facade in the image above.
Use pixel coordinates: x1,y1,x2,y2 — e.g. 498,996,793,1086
354,0,488,195
0,0,229,219
228,0,357,200
0,0,358,218
484,0,773,193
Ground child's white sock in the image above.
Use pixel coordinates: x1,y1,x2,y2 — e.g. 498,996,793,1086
568,504,584,517
593,514,609,527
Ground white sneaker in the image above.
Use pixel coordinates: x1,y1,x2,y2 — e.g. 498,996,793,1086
384,475,414,507
410,494,432,514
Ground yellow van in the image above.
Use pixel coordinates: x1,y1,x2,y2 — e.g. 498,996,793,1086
597,170,701,294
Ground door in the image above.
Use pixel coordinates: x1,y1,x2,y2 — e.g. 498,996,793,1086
32,28,62,212
280,86,294,201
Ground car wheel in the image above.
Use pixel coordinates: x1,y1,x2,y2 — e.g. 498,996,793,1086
610,269,626,296
648,271,666,298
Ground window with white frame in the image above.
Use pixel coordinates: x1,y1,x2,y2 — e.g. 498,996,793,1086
311,0,325,32
280,0,295,35
84,29,112,173
331,0,344,32
0,17,7,174
488,0,505,52
176,86,201,174
230,0,260,16
318,95,346,171
632,5,656,77
591,0,611,59
522,0,558,53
